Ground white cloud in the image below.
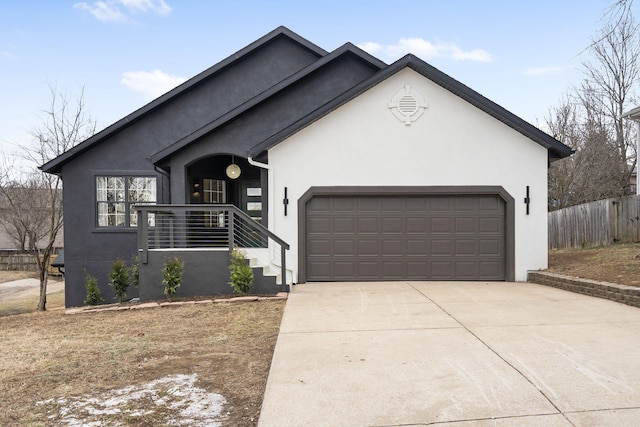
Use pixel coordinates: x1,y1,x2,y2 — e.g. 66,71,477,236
119,0,171,15
522,66,565,77
121,69,187,101
74,0,171,22
357,37,492,63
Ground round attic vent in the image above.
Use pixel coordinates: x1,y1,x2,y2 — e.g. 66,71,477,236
388,84,427,125
397,95,419,115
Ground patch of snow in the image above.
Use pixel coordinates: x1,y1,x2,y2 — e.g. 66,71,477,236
36,373,226,426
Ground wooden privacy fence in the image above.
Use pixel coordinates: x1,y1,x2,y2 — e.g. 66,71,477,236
0,250,62,274
549,195,640,249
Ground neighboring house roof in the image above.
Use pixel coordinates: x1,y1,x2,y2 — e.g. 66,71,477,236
623,106,640,119
42,26,572,174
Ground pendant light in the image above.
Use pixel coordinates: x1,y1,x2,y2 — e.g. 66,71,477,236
226,155,241,179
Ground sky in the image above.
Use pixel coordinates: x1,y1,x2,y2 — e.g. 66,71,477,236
0,0,632,168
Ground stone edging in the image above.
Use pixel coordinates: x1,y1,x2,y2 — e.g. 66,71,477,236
528,271,640,308
65,293,288,315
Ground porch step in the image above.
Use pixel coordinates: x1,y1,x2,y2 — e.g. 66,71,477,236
242,248,293,285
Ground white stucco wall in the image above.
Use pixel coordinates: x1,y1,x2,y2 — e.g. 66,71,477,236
268,68,548,282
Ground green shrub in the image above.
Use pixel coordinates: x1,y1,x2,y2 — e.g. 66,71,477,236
109,258,130,302
130,255,140,288
162,257,184,301
229,248,254,296
84,273,105,306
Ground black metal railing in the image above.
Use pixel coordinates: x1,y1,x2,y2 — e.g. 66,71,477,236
136,204,290,285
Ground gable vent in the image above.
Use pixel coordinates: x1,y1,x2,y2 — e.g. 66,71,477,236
388,84,428,125
398,95,419,115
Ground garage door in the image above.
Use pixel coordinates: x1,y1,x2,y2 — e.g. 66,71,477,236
305,194,505,281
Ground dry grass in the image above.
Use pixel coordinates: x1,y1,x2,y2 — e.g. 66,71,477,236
547,242,640,286
0,300,285,426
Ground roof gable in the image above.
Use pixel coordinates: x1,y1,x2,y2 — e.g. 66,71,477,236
41,26,328,174
250,54,573,161
42,28,572,174
150,43,386,165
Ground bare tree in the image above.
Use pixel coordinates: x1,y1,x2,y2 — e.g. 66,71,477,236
0,86,95,311
547,1,639,209
583,4,640,184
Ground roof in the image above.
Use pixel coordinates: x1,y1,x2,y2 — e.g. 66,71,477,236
250,54,573,161
42,27,572,173
41,26,328,175
623,106,640,119
150,42,386,165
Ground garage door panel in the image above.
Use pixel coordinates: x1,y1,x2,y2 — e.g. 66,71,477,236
358,239,379,255
382,217,403,234
308,217,331,233
334,217,356,233
454,197,476,210
406,197,428,211
357,197,380,211
305,194,506,281
479,239,501,256
406,217,427,233
480,261,502,277
455,240,477,255
307,261,332,280
431,217,452,233
332,198,355,211
431,197,453,211
479,217,501,233
358,217,379,233
431,240,453,256
407,240,427,255
308,239,331,254
334,240,355,255
382,240,403,255
455,217,476,233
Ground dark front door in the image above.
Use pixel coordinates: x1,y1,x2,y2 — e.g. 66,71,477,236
305,194,506,281
240,180,262,221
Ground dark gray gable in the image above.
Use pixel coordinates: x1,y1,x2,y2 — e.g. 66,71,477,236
250,54,574,161
149,43,386,165
41,26,328,174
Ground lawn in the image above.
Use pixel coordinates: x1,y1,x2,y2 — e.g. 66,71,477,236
547,242,640,287
0,272,285,426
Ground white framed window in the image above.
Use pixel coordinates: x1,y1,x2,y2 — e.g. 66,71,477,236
97,176,156,227
202,178,225,227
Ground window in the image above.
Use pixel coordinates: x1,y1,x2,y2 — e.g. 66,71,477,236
202,178,225,227
97,176,156,227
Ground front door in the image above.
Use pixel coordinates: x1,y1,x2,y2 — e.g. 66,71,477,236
240,180,262,222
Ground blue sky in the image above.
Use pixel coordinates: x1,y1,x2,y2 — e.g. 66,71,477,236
0,0,628,166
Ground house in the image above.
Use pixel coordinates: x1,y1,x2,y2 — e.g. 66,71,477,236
42,26,572,307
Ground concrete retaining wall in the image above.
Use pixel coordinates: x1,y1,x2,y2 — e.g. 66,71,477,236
528,271,640,308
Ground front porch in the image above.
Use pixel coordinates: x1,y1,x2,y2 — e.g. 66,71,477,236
135,205,290,301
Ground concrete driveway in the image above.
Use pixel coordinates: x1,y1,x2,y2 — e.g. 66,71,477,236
258,281,640,426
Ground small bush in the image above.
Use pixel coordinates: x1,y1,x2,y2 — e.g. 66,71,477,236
162,257,184,301
84,273,105,306
109,258,130,303
229,248,254,296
